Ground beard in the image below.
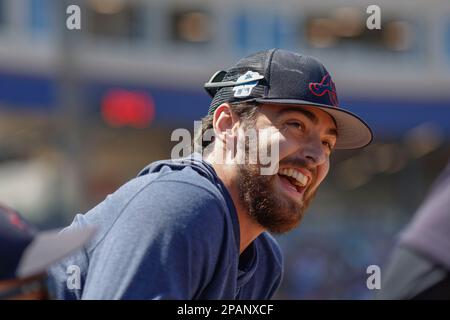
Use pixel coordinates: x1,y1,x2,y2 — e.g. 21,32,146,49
236,159,317,234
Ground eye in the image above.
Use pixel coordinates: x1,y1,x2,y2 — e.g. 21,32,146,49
322,140,334,151
287,121,305,132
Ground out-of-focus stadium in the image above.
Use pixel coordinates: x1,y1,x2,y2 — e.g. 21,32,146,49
0,0,449,299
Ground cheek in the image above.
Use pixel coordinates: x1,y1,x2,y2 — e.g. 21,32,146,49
257,128,289,159
275,133,298,160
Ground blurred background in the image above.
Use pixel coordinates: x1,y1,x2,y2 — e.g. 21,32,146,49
0,0,449,299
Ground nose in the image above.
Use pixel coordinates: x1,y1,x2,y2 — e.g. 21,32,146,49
300,135,327,167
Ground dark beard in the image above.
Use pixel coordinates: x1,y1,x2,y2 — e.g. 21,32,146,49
236,162,317,234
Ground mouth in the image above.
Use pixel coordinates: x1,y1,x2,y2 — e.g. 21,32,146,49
277,168,310,200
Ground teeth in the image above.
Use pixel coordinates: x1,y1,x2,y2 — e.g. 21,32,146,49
279,168,308,187
300,174,307,185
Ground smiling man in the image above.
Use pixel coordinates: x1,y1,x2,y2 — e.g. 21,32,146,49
203,104,339,244
49,49,372,300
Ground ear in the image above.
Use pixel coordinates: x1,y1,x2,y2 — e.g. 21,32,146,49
212,103,240,143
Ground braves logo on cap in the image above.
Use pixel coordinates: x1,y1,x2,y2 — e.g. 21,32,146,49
309,74,338,107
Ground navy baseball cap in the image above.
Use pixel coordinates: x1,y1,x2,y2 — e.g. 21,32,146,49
204,48,373,149
0,203,95,281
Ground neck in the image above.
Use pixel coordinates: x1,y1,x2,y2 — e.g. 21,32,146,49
206,155,264,254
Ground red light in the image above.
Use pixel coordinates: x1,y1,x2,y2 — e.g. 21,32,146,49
101,89,155,128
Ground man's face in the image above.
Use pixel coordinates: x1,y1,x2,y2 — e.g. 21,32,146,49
235,104,337,234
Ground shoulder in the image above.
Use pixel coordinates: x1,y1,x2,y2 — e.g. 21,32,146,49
99,168,231,245
76,163,235,257
102,162,226,219
121,163,226,209
135,169,227,219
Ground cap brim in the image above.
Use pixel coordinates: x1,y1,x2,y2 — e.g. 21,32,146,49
16,227,96,278
254,98,373,149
